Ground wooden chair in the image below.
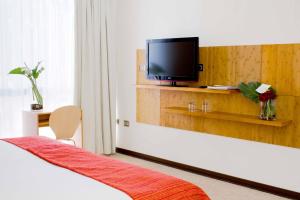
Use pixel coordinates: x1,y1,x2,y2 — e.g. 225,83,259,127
49,105,82,146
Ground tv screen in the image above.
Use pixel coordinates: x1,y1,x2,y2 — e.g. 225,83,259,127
146,37,199,82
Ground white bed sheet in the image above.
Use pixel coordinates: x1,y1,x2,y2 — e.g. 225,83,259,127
0,140,131,200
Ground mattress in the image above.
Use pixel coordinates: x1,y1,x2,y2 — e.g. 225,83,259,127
0,140,131,200
0,137,209,200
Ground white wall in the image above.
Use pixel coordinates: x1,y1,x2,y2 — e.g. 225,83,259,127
111,0,300,192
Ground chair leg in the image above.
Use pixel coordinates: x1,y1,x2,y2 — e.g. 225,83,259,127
59,138,76,146
70,139,76,146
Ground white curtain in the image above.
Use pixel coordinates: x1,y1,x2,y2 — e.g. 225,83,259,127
75,0,116,154
0,0,74,137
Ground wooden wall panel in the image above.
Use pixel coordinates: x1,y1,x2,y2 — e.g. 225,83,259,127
293,44,300,96
136,44,300,148
190,45,261,87
211,46,236,85
189,47,212,87
294,97,300,146
136,88,160,125
262,45,294,96
234,45,262,84
199,47,213,86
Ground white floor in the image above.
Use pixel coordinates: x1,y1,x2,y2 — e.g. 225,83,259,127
111,153,291,200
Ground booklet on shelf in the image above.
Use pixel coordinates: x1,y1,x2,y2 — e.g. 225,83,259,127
207,85,239,90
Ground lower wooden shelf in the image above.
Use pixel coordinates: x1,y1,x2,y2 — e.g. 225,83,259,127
38,121,49,127
162,107,292,127
38,112,51,127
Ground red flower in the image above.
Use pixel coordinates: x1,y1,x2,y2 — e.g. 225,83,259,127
259,90,276,102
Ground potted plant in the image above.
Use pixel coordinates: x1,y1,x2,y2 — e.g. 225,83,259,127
9,62,45,110
238,82,276,120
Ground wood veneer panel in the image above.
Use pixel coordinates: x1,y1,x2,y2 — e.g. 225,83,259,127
136,49,160,125
136,44,300,148
189,47,213,87
262,44,294,96
292,97,300,147
136,88,160,125
199,47,213,86
191,45,261,86
211,46,236,85
294,44,300,97
235,45,261,84
159,91,199,130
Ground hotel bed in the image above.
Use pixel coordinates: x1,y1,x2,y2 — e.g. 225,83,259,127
0,137,209,200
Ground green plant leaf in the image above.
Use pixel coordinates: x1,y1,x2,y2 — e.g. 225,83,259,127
238,82,261,103
32,61,44,79
8,67,26,75
32,68,39,79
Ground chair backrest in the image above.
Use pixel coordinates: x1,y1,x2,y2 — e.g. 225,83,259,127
49,106,82,140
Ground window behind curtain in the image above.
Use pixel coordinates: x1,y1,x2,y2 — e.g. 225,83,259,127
0,0,74,137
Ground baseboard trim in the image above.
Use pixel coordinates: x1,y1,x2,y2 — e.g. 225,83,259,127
116,147,299,200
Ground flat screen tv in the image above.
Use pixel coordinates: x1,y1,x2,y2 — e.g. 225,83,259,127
146,37,199,85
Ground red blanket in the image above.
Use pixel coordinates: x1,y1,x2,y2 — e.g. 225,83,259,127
2,136,210,200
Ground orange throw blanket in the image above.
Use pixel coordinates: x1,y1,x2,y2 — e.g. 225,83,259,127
2,136,210,200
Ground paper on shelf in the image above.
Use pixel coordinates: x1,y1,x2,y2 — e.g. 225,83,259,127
256,83,271,94
207,85,238,90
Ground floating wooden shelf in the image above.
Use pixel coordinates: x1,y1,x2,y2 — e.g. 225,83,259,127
38,121,49,127
38,112,51,127
163,107,292,127
136,84,240,94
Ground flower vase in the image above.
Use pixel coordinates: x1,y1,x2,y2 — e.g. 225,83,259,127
30,82,43,110
259,99,276,120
